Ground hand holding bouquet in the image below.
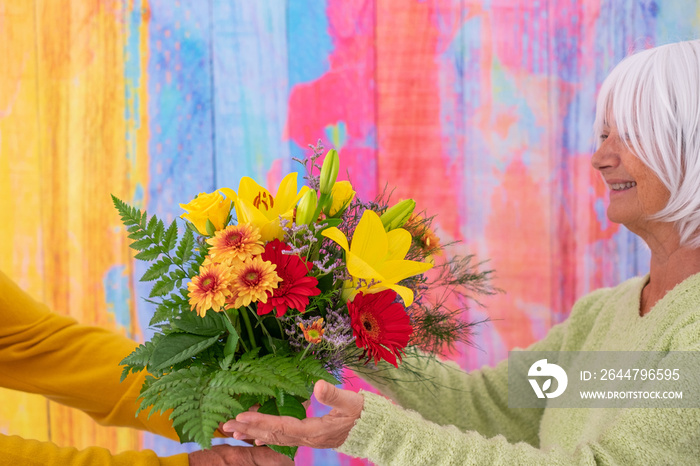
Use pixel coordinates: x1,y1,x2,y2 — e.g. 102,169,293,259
114,143,493,459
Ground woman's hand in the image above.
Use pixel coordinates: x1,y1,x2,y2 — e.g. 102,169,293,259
188,445,294,465
221,380,364,449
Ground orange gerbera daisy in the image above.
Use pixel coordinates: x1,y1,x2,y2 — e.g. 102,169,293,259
187,263,233,317
229,256,282,308
299,318,325,344
206,224,264,265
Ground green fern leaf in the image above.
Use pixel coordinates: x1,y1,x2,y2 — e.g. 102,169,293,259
146,214,158,234
149,276,176,298
139,210,149,229
176,229,195,264
129,237,156,252
297,356,341,385
163,220,178,252
127,229,148,240
169,269,187,281
111,195,136,225
119,365,133,382
149,302,180,326
154,220,165,243
141,257,173,282
119,335,163,382
210,370,276,397
138,367,249,448
135,247,162,261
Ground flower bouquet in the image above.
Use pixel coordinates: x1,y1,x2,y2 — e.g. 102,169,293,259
114,143,493,459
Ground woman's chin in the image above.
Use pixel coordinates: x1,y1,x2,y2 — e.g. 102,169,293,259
605,208,627,226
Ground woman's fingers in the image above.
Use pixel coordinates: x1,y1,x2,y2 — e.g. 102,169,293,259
226,413,326,447
223,384,364,449
314,380,363,415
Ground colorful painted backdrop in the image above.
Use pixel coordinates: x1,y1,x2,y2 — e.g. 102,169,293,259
1,0,698,463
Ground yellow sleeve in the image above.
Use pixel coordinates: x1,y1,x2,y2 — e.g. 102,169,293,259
0,270,188,464
0,434,188,466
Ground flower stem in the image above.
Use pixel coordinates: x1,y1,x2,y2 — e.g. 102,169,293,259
249,306,276,355
240,307,257,350
274,316,284,337
224,309,248,353
299,342,313,361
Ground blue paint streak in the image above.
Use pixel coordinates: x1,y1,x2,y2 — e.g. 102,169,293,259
133,182,145,209
124,5,142,171
287,0,332,87
655,0,700,43
148,1,215,217
212,1,291,183
103,266,131,331
324,121,347,151
594,198,608,230
142,1,216,455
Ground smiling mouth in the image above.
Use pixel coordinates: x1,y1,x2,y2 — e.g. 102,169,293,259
609,181,637,191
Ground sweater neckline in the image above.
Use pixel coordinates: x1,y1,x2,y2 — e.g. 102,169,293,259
632,271,700,320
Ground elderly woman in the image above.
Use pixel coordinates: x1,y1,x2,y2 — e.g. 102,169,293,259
223,40,700,464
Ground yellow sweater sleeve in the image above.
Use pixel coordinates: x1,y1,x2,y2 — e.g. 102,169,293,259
0,434,187,466
0,270,188,465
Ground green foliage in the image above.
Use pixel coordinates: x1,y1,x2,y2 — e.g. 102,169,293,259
172,311,228,336
149,290,190,326
138,366,243,447
163,220,179,252
176,229,195,265
141,257,173,282
136,352,336,450
149,333,222,372
112,195,195,304
114,194,340,458
119,333,164,382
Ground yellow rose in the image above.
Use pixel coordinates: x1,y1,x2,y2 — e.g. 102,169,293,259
328,180,356,217
179,191,232,235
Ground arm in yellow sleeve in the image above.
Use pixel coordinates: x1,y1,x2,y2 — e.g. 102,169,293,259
0,434,188,466
0,270,188,465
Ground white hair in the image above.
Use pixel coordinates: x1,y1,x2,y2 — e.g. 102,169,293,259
593,40,700,248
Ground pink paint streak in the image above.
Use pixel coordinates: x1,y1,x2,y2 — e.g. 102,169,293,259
286,0,377,201
375,0,464,240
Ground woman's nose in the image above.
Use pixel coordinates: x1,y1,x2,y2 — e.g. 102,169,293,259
591,141,617,171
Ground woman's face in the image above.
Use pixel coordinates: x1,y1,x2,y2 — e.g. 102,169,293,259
591,125,670,233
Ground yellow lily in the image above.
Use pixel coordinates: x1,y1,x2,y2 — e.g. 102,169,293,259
322,210,433,306
219,173,309,242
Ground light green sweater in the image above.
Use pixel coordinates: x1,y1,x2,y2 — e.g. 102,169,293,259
337,273,700,465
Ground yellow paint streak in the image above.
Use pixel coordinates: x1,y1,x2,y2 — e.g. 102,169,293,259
1,0,150,455
0,0,50,443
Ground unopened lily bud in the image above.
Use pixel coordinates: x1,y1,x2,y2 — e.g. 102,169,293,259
326,180,356,217
296,189,318,225
380,199,416,231
319,149,339,195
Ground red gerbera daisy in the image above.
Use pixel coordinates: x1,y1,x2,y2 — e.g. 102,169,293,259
256,239,321,317
348,290,413,368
